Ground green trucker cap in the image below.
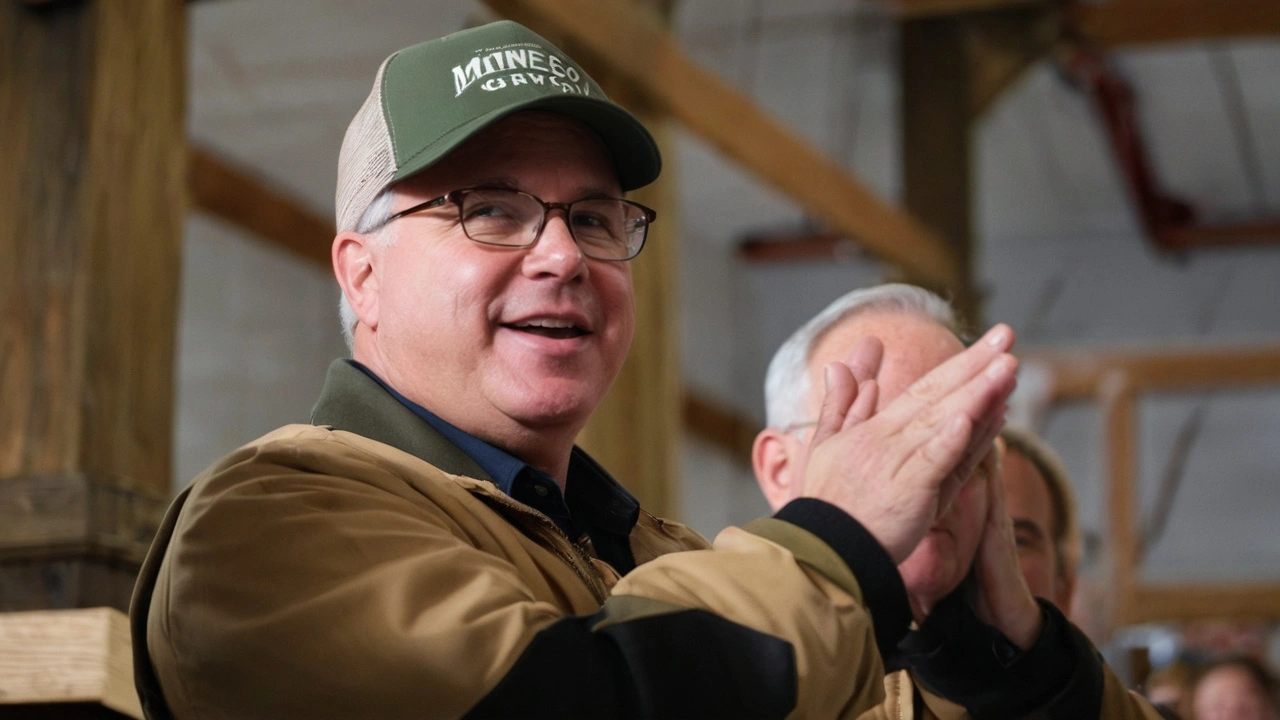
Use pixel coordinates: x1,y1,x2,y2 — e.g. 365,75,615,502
336,20,662,232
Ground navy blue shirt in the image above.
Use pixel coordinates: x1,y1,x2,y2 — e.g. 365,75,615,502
349,361,640,573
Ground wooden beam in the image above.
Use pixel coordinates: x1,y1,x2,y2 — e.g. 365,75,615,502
481,0,962,289
0,607,142,717
1071,0,1280,47
738,232,868,264
1131,583,1280,623
188,145,332,268
682,392,759,467
1101,372,1139,628
1023,344,1280,401
870,0,1043,18
576,35,682,518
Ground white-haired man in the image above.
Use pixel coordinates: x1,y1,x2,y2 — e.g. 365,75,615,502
754,283,1162,718
133,21,1045,720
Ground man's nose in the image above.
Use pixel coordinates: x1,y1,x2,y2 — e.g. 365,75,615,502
522,212,587,281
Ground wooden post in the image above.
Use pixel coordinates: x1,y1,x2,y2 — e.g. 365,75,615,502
1101,371,1139,629
900,15,980,326
550,2,682,520
576,106,681,520
0,0,184,611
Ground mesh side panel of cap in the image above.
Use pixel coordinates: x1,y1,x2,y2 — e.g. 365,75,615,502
336,62,397,233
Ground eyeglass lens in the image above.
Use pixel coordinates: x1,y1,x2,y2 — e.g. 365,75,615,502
459,189,646,260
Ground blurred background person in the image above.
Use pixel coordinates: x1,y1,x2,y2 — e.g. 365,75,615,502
999,425,1081,614
1191,655,1280,720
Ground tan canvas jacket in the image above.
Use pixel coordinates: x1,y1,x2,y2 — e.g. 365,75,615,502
131,360,1163,719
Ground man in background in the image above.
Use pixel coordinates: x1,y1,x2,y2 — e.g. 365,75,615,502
1000,425,1081,613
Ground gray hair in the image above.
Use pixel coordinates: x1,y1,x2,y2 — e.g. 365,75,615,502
762,283,960,429
338,188,398,350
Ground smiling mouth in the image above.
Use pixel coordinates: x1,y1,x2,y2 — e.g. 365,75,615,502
505,320,590,339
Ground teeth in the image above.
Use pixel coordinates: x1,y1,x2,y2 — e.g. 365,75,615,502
517,318,575,329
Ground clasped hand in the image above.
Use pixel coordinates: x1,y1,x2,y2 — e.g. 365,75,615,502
798,324,1043,649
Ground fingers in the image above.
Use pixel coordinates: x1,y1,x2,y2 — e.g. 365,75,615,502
950,401,1009,497
983,444,1013,534
842,379,878,433
835,336,883,433
904,413,975,497
879,324,1016,429
845,336,884,385
810,362,858,448
887,350,1016,494
938,412,1005,518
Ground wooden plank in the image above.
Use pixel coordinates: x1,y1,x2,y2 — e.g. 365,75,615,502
481,0,962,289
1071,0,1280,47
901,16,980,325
737,232,866,264
1024,344,1280,401
682,392,759,467
577,83,682,519
0,607,143,718
188,145,332,268
1131,584,1280,623
1101,372,1138,628
872,0,1043,18
1,0,185,495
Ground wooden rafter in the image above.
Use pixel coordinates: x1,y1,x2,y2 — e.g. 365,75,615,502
870,0,1043,18
683,393,759,466
1028,345,1280,629
1023,344,1280,401
1070,0,1280,47
188,145,332,268
481,0,961,289
1134,584,1280,623
966,5,1058,118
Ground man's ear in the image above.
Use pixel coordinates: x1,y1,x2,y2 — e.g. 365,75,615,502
333,230,380,331
752,429,800,512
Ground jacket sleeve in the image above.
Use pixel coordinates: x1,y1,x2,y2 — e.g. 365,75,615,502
142,441,912,720
907,598,1168,720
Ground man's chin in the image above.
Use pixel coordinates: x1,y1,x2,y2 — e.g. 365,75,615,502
491,384,601,429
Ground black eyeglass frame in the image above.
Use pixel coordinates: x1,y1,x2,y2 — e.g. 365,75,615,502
379,187,657,262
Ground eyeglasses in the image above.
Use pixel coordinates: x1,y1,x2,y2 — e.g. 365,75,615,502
381,187,656,261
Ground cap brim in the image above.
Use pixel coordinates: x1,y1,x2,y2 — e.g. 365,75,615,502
390,95,662,193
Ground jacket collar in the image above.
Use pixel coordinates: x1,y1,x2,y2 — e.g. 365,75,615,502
309,359,640,539
310,359,492,482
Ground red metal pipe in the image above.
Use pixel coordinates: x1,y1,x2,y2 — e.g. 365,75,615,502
1062,41,1278,251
